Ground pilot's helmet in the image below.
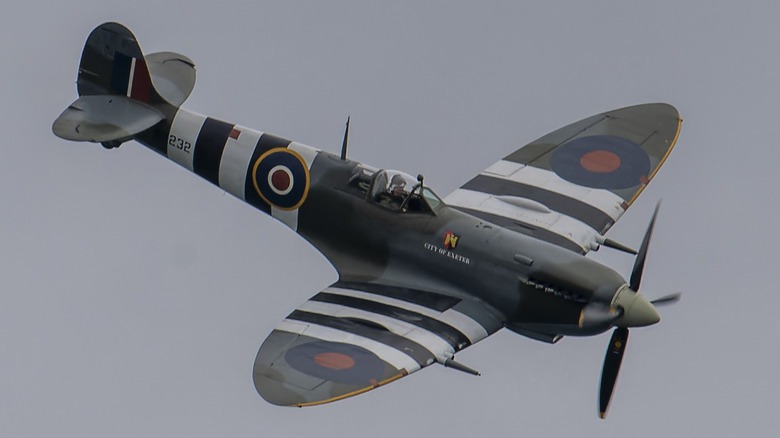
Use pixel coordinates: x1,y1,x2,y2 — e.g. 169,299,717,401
390,174,407,189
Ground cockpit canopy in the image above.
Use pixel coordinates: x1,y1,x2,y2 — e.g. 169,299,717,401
349,167,442,213
370,169,416,201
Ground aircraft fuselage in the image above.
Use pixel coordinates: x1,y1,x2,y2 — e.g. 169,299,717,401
135,107,627,341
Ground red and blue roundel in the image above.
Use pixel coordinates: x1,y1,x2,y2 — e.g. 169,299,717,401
252,148,310,210
284,340,387,385
549,135,651,190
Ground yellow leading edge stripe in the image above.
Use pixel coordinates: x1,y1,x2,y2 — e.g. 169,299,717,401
292,372,408,407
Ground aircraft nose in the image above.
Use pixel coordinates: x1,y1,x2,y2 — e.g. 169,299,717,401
611,286,660,327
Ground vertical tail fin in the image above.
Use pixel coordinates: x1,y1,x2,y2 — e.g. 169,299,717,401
77,22,156,102
53,22,196,144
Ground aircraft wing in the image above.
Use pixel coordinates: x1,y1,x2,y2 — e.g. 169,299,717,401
444,103,681,254
252,280,504,406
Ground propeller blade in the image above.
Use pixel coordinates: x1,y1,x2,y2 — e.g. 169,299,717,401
599,327,629,419
651,292,682,306
629,201,662,291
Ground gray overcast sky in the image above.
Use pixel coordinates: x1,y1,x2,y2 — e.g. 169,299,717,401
2,1,778,436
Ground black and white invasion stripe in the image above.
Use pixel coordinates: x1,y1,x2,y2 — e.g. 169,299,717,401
164,109,318,229
274,282,492,372
445,159,626,253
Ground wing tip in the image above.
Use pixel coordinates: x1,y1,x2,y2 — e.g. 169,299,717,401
253,329,411,407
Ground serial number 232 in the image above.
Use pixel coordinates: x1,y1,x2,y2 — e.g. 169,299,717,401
168,135,192,153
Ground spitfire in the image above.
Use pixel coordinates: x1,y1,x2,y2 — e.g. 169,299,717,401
54,22,682,418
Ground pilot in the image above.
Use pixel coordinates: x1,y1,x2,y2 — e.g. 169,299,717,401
389,174,407,200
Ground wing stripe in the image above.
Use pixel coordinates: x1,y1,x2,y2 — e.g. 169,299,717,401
275,320,421,373
451,206,587,254
297,300,456,362
313,292,471,350
445,160,627,253
460,174,614,233
447,188,600,252
477,160,624,219
257,278,504,406
335,280,461,312
326,287,489,344
287,310,437,367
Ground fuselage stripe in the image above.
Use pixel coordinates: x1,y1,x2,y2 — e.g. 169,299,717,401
287,310,437,367
167,110,206,170
315,292,471,349
193,117,234,185
218,125,264,200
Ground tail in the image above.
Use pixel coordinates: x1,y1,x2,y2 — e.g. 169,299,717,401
53,22,196,145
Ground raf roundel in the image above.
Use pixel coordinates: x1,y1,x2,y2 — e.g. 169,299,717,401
284,340,387,385
549,135,651,190
252,148,310,210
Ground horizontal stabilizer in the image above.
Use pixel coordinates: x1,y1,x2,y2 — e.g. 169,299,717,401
52,95,163,142
146,51,196,107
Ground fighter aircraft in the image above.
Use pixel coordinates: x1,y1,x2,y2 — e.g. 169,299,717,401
53,22,682,418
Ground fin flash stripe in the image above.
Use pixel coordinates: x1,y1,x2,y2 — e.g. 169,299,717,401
111,52,151,103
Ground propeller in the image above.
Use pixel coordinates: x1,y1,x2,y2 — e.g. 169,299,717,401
599,327,628,418
651,292,682,306
629,201,661,292
598,201,668,419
